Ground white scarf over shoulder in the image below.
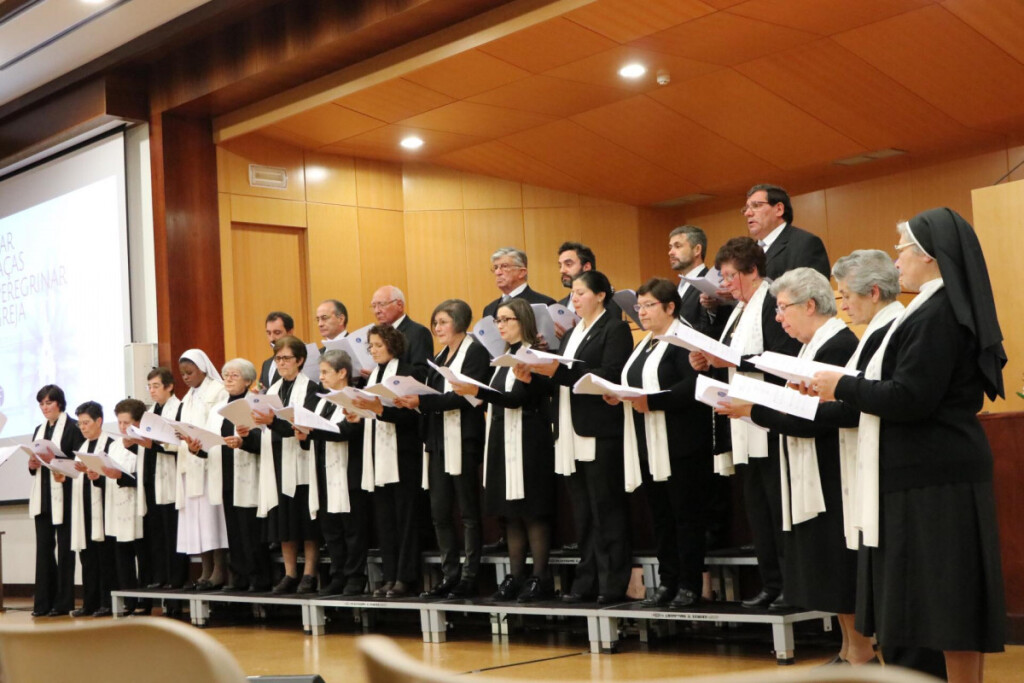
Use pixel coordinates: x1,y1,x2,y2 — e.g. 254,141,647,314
361,359,400,489
71,435,112,551
779,317,848,530
854,280,944,548
717,280,770,476
176,375,228,509
308,399,355,517
439,337,473,476
205,396,260,508
622,319,684,492
838,301,904,549
482,356,526,500
105,440,142,542
147,395,180,508
29,413,67,524
555,311,605,476
257,372,312,517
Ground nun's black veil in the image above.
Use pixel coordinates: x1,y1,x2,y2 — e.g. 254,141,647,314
908,207,1006,400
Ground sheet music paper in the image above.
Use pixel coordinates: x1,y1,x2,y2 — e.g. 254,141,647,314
29,439,65,459
275,405,341,434
217,399,258,430
346,324,377,370
656,325,742,366
245,393,283,417
302,343,322,382
318,388,377,420
531,304,557,349
681,268,728,301
137,412,181,444
323,337,369,376
490,346,580,368
469,317,505,359
43,457,82,478
548,303,580,327
728,373,819,420
750,351,859,386
572,373,657,399
427,360,484,407
172,422,228,450
694,375,768,431
612,289,641,326
76,452,135,478
0,444,32,468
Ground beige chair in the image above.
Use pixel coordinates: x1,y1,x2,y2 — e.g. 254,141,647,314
356,634,944,683
0,616,247,683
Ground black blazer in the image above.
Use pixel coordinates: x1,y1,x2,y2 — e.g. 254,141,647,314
396,316,433,381
418,337,490,457
372,360,424,472
765,225,830,280
30,415,86,512
551,310,633,439
299,398,366,491
483,285,556,318
811,323,892,430
259,356,276,392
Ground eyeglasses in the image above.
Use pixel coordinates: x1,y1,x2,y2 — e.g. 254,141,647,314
315,314,338,323
720,270,739,283
740,200,774,214
491,263,523,273
633,301,663,313
274,355,297,363
494,316,518,325
369,299,397,310
894,242,916,252
222,372,244,380
775,301,804,315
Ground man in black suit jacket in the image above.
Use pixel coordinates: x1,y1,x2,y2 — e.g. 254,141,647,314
481,247,555,319
667,225,727,336
259,311,294,391
554,242,623,339
369,285,432,381
743,183,830,280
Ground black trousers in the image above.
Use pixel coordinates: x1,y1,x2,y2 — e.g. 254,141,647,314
567,439,632,598
79,537,116,612
427,449,482,582
33,495,75,614
223,497,271,588
742,454,784,594
320,488,371,583
373,478,422,584
114,539,139,610
643,454,712,594
143,485,188,587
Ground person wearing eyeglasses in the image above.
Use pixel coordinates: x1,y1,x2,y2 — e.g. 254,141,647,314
482,247,555,319
369,285,432,381
531,270,633,604
259,311,295,392
316,299,349,343
606,278,714,609
742,184,829,280
253,336,322,595
689,237,801,612
450,299,556,602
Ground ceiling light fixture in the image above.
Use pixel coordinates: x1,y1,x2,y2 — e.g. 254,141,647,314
400,136,424,150
618,63,646,79
306,166,328,182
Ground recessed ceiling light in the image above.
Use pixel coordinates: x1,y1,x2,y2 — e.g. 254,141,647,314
400,136,424,150
618,63,646,79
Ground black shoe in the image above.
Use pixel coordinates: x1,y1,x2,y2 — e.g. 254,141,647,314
296,575,318,595
769,593,793,611
492,575,521,601
482,537,507,553
93,607,113,618
272,575,299,595
343,579,366,596
669,588,701,609
221,582,248,592
517,576,554,603
248,581,272,593
561,542,580,552
597,594,628,605
447,579,477,599
319,577,347,596
642,585,676,607
421,575,460,599
31,610,50,617
146,582,164,589
46,609,64,617
561,591,595,604
741,589,779,609
195,580,223,592
372,581,394,599
386,580,410,599
71,608,95,618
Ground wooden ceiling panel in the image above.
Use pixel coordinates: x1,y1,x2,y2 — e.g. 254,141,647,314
500,120,698,205
271,103,385,148
320,125,485,160
437,140,595,197
833,5,1024,131
397,101,554,138
726,0,934,36
631,11,820,66
564,0,716,44
544,45,721,93
467,75,632,118
332,78,454,123
477,17,617,74
650,69,863,170
571,95,780,190
738,39,975,151
403,49,530,100
941,0,1024,67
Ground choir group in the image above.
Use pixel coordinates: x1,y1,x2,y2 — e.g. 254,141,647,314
27,184,1006,683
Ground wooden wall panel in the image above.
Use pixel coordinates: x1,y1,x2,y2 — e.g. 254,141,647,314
218,194,237,360
404,210,469,329
306,203,364,329
523,207,581,300
823,173,915,262
355,158,404,211
229,195,307,228
230,223,310,365
580,203,641,291
910,150,1007,225
461,172,523,210
403,163,465,211
464,208,527,318
218,134,306,202
637,207,682,282
304,151,358,206
357,208,408,313
523,183,579,208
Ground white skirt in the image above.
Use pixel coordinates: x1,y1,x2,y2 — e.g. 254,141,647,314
176,473,229,554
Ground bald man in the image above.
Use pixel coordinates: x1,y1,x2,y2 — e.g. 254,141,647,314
368,285,432,381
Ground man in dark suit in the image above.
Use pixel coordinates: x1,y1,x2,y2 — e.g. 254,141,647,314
259,311,294,391
668,225,723,335
554,242,622,339
369,285,432,380
744,183,830,280
481,247,555,319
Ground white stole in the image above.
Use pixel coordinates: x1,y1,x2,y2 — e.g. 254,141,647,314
779,317,847,530
257,373,312,516
621,320,681,492
71,436,112,551
29,413,67,524
440,338,473,476
482,360,525,500
717,280,770,475
554,311,604,475
176,377,228,509
105,440,142,542
361,359,400,488
854,280,944,548
149,396,180,507
308,399,351,517
838,301,904,549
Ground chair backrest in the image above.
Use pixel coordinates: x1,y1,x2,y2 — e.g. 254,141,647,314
0,616,248,683
356,634,945,683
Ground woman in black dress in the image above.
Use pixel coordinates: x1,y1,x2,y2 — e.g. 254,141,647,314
452,298,555,602
814,209,1006,683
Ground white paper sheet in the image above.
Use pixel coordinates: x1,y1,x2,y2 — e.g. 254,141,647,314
657,325,742,366
0,411,7,434
346,324,377,370
275,405,341,434
427,360,484,407
694,375,767,431
681,268,728,300
548,303,580,327
318,388,378,420
750,351,859,386
612,289,641,326
469,316,505,359
76,452,135,478
43,457,82,478
302,343,322,382
137,412,181,444
217,399,258,430
0,444,32,468
572,373,658,399
531,304,558,349
29,439,66,459
172,422,228,450
727,373,819,420
322,337,369,376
